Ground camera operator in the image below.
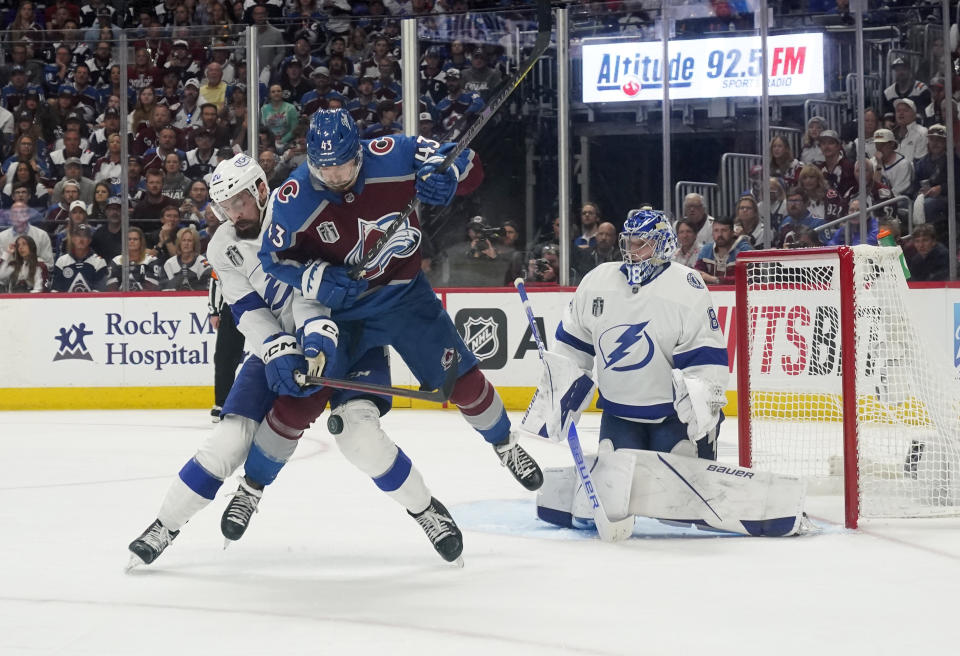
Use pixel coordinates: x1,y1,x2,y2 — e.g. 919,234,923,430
445,216,507,287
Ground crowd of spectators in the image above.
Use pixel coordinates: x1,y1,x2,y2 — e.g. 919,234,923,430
0,0,545,293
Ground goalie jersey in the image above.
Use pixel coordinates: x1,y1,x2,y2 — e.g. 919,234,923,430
555,261,728,422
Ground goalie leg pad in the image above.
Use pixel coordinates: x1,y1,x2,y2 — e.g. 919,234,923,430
628,450,807,536
331,399,432,513
450,366,511,444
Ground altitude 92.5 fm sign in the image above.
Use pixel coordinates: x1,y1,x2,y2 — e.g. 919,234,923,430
581,33,824,103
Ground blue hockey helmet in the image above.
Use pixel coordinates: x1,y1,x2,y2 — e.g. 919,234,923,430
307,108,363,191
620,208,677,284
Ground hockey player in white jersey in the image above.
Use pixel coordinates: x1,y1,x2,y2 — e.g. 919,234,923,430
128,154,463,568
523,209,807,537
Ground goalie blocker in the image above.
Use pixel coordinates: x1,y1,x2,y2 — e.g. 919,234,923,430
537,442,808,537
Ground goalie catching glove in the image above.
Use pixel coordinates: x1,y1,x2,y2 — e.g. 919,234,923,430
520,350,596,442
672,369,725,441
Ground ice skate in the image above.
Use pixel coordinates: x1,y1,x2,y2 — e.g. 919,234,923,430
494,431,543,491
221,477,262,545
127,519,179,570
211,405,222,423
409,497,464,567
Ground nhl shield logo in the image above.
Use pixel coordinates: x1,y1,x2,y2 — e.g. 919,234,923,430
316,221,340,243
462,317,499,362
592,297,604,317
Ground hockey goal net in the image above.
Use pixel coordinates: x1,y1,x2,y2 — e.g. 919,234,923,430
735,246,960,528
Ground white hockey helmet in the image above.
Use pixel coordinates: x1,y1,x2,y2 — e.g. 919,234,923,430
209,153,269,224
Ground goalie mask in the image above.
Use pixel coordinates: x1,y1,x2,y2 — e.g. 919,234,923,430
307,108,363,192
620,208,677,285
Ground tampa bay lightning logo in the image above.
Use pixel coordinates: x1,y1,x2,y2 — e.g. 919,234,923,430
346,213,421,279
597,322,655,372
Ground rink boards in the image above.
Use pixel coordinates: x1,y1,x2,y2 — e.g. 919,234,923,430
0,284,956,411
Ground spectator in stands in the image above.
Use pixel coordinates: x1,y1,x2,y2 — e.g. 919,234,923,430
149,205,185,262
776,186,824,248
734,194,766,249
892,98,928,162
301,67,334,115
129,86,158,132
800,116,826,164
445,216,508,287
524,243,567,286
55,200,90,254
418,112,435,139
163,226,211,290
770,135,802,187
161,153,190,201
923,76,948,128
91,197,122,261
347,75,378,130
913,123,958,237
53,157,95,205
275,127,308,179
85,39,115,88
127,155,146,202
462,48,502,100
184,129,220,182
873,128,914,198
199,63,228,111
128,52,161,111
87,181,111,223
279,59,311,111
882,56,930,118
141,124,185,171
0,234,45,293
435,67,483,137
678,192,715,246
51,223,107,292
447,39,469,72
258,149,283,189
173,78,202,129
670,219,701,268
573,221,619,278
180,180,210,227
106,226,163,291
798,164,829,220
574,202,600,250
261,84,299,151
327,54,358,101
828,198,877,246
164,40,202,84
132,168,177,227
93,132,122,186
3,133,50,180
0,200,53,268
907,224,948,281
45,179,78,230
2,162,49,210
695,216,752,285
50,131,94,180
7,3,43,47
817,129,857,197
362,100,403,138
88,107,120,159
783,224,821,248
4,41,43,88
251,4,287,73
847,107,879,160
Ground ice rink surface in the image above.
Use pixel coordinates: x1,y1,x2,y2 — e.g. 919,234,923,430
1,408,959,656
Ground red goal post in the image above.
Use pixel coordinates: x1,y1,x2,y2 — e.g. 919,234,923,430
735,246,960,529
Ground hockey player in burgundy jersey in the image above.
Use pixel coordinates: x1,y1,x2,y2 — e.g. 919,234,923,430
258,108,543,492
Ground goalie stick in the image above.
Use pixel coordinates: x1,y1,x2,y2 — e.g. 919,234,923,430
294,356,458,403
347,0,553,280
513,278,635,542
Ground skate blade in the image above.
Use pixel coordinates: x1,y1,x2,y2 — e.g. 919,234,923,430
223,538,233,550
125,554,146,573
451,556,464,568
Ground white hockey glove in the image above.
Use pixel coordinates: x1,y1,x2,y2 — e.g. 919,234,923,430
521,350,596,442
672,370,725,441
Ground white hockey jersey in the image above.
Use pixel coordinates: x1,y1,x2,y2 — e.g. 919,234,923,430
555,261,728,422
206,221,322,358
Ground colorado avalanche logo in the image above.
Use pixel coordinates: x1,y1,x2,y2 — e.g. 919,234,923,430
346,213,421,279
369,137,396,155
598,322,655,372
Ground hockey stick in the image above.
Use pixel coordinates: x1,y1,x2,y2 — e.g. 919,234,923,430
294,356,458,403
347,0,553,280
513,279,635,542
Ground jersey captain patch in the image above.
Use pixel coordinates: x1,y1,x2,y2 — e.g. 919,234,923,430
598,321,655,372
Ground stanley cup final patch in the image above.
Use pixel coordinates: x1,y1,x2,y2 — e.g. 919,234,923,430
592,297,604,316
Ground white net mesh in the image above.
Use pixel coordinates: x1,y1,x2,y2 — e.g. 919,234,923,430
742,246,960,521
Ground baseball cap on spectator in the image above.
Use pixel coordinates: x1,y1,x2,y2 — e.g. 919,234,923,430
72,223,93,238
930,75,945,88
107,197,122,207
11,65,25,75
445,68,461,79
425,46,443,59
311,66,330,78
15,109,33,122
419,112,433,122
893,97,916,112
184,78,200,89
807,115,826,128
873,128,896,143
65,112,84,125
59,87,77,97
358,74,374,84
928,124,947,138
63,179,80,190
818,129,841,143
890,56,908,68
104,107,119,117
471,49,486,60
64,156,84,167
286,59,302,68
69,200,88,214
173,39,189,48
